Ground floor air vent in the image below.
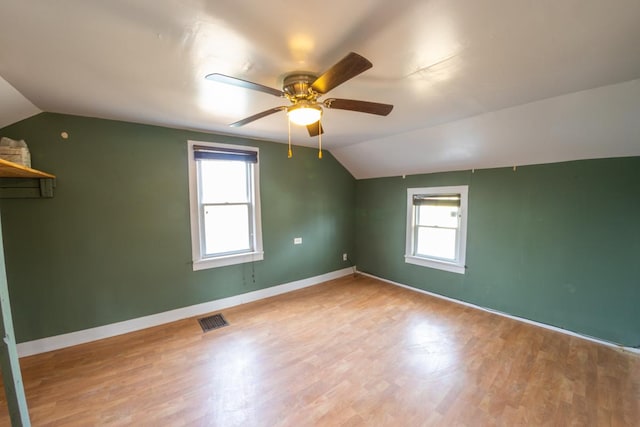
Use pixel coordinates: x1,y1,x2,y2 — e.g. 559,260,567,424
198,313,229,332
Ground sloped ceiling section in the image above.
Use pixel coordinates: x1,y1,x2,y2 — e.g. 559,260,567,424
0,75,40,129
334,79,640,179
1,1,639,178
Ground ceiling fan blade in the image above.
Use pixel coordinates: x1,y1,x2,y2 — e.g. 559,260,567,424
206,73,285,98
324,98,393,116
307,121,324,137
229,107,286,127
311,52,372,94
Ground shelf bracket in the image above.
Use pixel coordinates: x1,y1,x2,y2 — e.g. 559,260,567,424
39,178,55,198
0,178,55,199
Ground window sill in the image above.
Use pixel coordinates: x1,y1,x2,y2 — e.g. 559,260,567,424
193,251,264,271
404,255,466,274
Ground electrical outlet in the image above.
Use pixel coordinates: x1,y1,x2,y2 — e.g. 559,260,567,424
343,253,348,261
294,237,302,245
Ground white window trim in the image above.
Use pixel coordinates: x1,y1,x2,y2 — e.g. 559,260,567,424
405,185,468,274
187,140,264,271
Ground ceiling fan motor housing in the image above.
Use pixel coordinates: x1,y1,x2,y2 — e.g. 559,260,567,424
283,73,319,102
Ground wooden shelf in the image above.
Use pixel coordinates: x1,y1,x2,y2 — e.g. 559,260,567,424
0,158,56,198
0,158,55,179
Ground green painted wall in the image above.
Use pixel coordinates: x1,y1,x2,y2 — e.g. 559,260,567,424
2,112,638,348
355,158,640,347
0,113,356,342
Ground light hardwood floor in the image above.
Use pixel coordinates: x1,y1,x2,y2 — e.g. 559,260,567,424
1,275,638,426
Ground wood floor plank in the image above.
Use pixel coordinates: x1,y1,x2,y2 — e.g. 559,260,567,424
1,275,638,426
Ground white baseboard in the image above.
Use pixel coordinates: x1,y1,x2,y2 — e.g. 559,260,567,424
358,271,640,355
17,267,354,357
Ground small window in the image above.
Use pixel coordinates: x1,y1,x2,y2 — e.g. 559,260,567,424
187,141,263,270
405,186,468,274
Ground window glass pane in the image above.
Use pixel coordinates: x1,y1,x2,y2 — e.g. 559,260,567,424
416,227,457,260
203,204,250,255
199,160,248,203
417,204,459,228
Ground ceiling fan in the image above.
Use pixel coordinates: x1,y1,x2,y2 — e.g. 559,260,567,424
205,52,394,140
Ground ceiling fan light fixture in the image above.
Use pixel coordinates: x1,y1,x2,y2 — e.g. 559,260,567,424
208,53,393,137
287,104,322,126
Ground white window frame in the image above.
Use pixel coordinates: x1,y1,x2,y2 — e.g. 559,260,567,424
187,140,263,270
405,185,468,274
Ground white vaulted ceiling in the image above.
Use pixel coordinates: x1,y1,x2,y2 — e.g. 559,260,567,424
1,0,639,178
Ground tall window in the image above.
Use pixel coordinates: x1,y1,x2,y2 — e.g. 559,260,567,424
188,141,263,270
405,186,468,274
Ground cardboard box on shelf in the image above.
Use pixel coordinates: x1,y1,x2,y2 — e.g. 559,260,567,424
0,137,31,168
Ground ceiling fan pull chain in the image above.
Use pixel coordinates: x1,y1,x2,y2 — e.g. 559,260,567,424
318,121,323,159
288,117,293,158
